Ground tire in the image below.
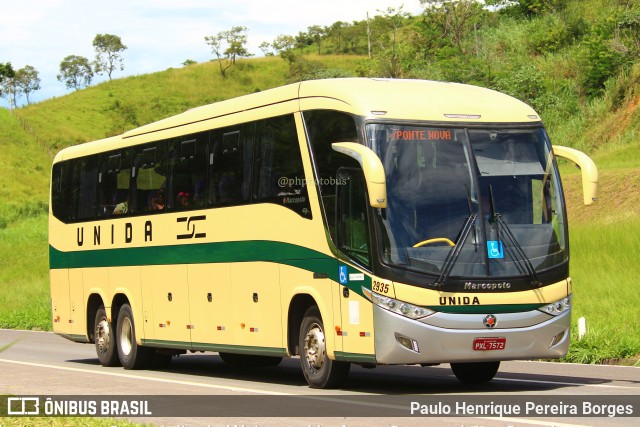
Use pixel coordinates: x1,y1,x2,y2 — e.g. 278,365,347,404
94,306,120,367
451,361,500,384
219,352,283,367
299,306,350,389
116,303,153,370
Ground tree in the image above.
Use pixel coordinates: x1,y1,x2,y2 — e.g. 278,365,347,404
271,34,297,64
420,1,485,54
0,62,16,108
15,65,41,105
307,25,325,54
57,55,94,90
204,26,252,77
93,34,127,81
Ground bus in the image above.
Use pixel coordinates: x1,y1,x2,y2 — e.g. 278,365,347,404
49,78,598,388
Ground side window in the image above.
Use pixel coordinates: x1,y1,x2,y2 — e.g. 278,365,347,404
303,110,359,241
253,115,311,218
169,133,208,210
71,156,99,221
51,161,73,223
208,125,252,207
133,143,167,213
98,150,132,217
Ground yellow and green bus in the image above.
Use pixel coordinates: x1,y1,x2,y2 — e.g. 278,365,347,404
49,78,598,388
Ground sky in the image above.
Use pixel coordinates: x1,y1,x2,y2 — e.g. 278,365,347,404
1,0,424,108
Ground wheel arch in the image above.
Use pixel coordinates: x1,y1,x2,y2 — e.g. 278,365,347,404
86,293,106,342
287,293,319,356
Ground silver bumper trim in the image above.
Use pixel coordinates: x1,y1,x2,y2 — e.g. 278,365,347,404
373,305,570,364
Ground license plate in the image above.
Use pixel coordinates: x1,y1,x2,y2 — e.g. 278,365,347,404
473,337,506,351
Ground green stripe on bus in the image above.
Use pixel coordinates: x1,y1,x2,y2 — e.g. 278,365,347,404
334,351,377,363
49,240,371,295
141,339,287,356
426,304,544,314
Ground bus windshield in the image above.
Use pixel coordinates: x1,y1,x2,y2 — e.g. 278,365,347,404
366,124,567,281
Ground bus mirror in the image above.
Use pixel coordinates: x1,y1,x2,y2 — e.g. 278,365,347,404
553,145,599,206
332,142,387,208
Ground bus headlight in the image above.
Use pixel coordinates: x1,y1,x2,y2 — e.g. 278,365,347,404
363,288,434,320
539,295,571,316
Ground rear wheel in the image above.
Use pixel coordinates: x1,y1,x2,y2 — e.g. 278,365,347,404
94,306,120,367
299,306,350,389
450,361,500,384
219,352,283,367
116,303,153,370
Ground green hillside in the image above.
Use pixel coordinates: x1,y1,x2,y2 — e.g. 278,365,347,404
1,0,639,364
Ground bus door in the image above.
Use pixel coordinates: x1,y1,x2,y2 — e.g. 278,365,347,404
334,168,376,359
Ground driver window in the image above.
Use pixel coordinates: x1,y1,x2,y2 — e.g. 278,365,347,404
337,168,371,268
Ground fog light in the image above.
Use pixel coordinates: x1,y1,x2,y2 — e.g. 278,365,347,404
395,333,420,353
549,330,566,348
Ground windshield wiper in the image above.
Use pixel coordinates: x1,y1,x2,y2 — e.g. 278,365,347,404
488,186,542,287
435,185,477,286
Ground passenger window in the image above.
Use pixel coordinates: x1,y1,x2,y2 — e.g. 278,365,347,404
253,115,311,217
304,110,359,241
71,156,99,221
208,126,252,206
98,150,131,217
133,144,167,213
169,134,208,210
51,161,73,223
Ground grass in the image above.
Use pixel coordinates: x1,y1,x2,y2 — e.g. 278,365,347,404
0,215,50,330
565,219,640,364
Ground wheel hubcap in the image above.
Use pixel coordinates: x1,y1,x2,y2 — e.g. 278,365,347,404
96,319,111,353
120,317,133,356
304,323,326,373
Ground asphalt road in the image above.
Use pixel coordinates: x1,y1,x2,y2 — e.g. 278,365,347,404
0,329,638,427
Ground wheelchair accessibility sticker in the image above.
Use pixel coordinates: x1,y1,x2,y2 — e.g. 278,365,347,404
487,240,504,259
339,266,348,284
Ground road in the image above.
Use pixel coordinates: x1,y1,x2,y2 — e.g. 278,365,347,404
0,329,638,427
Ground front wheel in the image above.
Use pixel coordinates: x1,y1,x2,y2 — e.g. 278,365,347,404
116,303,153,370
450,361,500,384
299,306,350,389
94,306,120,367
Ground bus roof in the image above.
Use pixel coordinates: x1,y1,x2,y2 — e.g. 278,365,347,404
54,78,541,162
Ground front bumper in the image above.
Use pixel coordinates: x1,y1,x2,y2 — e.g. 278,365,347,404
373,305,570,364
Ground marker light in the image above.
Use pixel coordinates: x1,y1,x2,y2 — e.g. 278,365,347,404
364,288,434,320
539,295,572,316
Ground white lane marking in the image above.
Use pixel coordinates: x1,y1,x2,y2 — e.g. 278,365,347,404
494,376,638,389
0,358,291,395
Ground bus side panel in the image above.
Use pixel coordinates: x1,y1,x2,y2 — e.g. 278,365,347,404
140,264,191,346
338,286,375,360
50,269,72,335
231,262,282,350
68,269,85,337
83,267,108,326
188,263,233,346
